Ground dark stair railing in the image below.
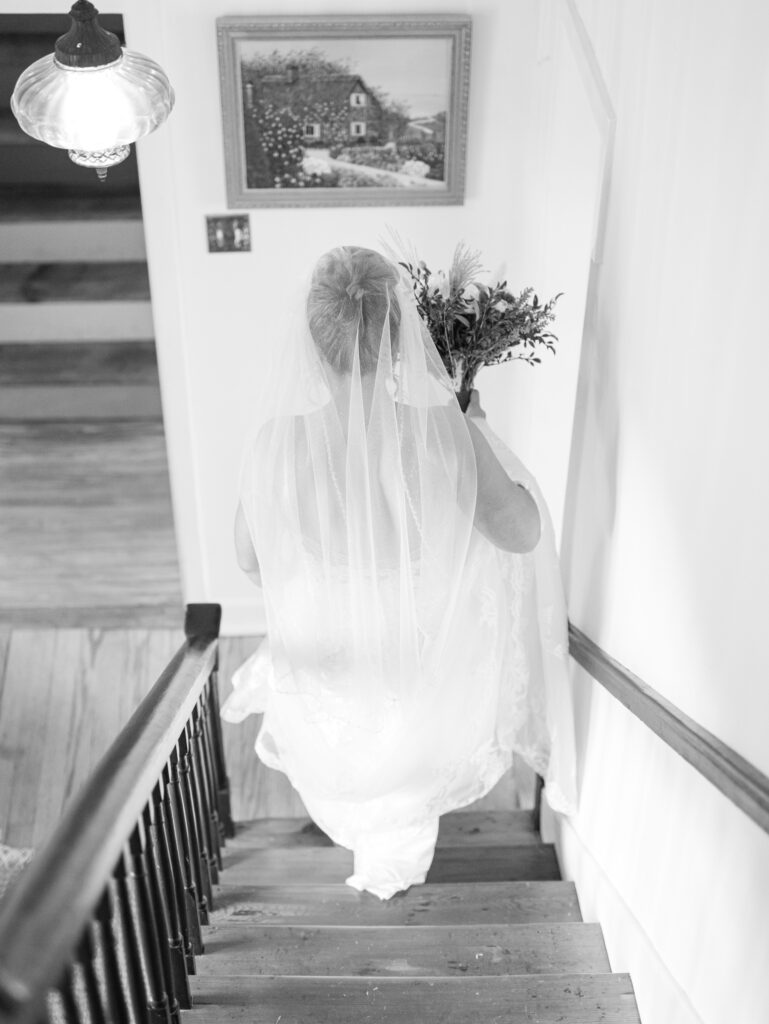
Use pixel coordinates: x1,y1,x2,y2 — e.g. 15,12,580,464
0,603,232,1024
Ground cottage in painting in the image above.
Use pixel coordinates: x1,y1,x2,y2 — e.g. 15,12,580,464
244,66,385,145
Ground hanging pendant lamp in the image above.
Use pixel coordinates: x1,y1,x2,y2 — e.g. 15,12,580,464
11,0,175,180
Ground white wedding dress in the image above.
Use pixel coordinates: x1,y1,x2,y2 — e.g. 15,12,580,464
221,247,576,899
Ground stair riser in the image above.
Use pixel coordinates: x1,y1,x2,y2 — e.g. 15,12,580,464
0,302,154,341
0,221,146,263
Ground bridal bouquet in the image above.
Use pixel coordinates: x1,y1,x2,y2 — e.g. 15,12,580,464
396,242,561,408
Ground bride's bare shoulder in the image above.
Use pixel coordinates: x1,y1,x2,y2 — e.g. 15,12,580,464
244,416,315,483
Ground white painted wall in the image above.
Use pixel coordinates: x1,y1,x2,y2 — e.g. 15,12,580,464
548,1,769,1022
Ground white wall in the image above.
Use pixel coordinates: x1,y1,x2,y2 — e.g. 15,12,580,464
549,1,769,1022
89,0,580,635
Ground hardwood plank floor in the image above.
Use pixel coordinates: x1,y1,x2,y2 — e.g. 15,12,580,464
0,628,181,847
0,420,182,626
186,974,641,1024
195,922,610,977
208,880,583,927
0,631,309,847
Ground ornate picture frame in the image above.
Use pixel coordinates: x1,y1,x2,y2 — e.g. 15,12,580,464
216,14,472,208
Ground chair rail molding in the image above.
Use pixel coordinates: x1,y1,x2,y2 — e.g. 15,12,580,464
569,623,769,836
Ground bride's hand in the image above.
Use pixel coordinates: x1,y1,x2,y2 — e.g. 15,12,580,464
464,415,541,553
465,388,486,420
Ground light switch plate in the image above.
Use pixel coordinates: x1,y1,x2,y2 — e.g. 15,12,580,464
206,215,251,252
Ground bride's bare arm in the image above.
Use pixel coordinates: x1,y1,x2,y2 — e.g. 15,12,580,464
464,400,541,554
234,501,262,586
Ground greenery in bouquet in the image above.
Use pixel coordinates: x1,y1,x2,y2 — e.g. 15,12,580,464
395,241,562,402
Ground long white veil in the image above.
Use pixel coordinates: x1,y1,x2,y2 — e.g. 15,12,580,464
237,246,478,734
226,245,577,834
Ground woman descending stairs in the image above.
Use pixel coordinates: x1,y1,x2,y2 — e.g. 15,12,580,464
185,810,641,1023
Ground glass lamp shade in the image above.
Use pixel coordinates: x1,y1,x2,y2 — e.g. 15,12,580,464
11,49,175,173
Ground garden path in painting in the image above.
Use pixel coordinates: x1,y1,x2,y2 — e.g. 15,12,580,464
238,37,452,191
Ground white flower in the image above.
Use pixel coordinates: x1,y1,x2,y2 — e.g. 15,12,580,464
462,283,480,314
493,299,509,312
429,270,450,299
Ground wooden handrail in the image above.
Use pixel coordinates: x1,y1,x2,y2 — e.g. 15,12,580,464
0,603,231,1024
569,623,769,835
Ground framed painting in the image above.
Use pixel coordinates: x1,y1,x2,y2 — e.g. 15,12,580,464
216,14,472,207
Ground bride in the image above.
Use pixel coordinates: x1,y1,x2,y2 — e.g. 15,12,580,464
221,245,576,899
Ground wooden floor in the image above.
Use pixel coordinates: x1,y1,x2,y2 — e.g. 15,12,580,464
0,342,182,627
0,420,182,626
0,629,526,851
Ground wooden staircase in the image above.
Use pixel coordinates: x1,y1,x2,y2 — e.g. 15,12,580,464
185,811,641,1023
0,192,153,343
0,183,182,626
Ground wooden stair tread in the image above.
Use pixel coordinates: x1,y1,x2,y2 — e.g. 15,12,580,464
0,416,181,621
0,419,174,494
0,384,162,421
0,261,150,302
0,341,159,386
230,811,539,850
221,844,561,885
196,922,610,977
0,185,142,222
209,880,582,926
0,604,184,629
185,974,641,1023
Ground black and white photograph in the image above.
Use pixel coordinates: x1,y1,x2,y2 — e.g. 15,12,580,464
216,16,471,206
1,3,767,1024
